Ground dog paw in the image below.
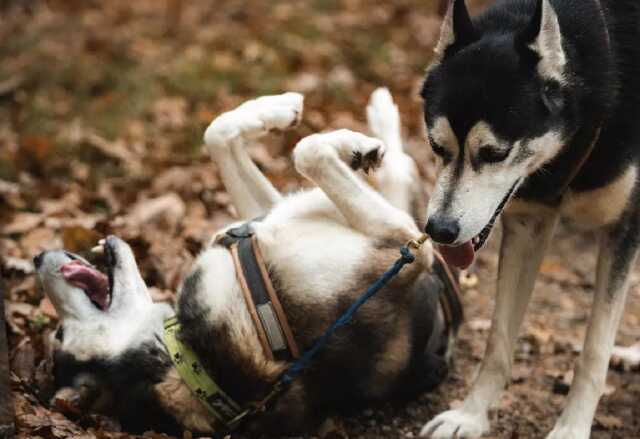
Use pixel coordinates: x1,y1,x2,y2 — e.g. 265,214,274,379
294,129,385,176
420,409,489,438
204,92,303,148
611,342,640,371
349,142,385,174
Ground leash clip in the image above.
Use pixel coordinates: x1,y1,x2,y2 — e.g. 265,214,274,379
407,233,429,250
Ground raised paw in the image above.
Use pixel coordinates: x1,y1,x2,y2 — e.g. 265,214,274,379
294,129,385,177
204,92,303,148
349,144,385,174
420,409,489,439
611,342,640,371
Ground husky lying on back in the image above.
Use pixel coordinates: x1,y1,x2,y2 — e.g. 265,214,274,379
35,89,463,436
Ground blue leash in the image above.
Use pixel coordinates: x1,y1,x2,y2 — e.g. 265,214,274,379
279,245,417,385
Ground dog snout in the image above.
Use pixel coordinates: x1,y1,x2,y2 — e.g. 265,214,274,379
425,215,460,244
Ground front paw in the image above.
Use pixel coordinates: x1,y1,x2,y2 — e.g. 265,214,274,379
204,92,303,148
420,409,489,439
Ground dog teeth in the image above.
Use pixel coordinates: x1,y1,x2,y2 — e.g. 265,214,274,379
91,241,105,254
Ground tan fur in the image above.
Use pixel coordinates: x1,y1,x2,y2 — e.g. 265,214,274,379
368,316,411,398
429,117,458,155
465,121,503,153
562,165,637,228
154,369,214,433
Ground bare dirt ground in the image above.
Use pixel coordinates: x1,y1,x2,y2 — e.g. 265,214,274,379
1,1,639,438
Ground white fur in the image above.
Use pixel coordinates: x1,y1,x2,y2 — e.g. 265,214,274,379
528,0,567,84
426,118,563,244
198,92,433,320
36,239,173,361
367,88,421,213
202,93,303,219
39,89,436,433
426,0,457,75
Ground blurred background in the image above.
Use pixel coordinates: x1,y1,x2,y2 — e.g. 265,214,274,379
1,1,638,438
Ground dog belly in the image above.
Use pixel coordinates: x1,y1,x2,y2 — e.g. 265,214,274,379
561,164,637,229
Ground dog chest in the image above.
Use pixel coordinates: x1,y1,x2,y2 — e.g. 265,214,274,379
561,165,637,229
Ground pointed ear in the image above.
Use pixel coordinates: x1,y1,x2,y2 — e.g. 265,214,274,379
429,0,479,68
518,0,567,83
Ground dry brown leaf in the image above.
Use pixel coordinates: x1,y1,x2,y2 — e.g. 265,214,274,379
595,414,623,430
61,226,102,253
539,261,582,286
19,227,60,258
125,193,186,231
2,212,43,235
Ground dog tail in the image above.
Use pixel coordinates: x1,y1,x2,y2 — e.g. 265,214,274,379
366,87,404,154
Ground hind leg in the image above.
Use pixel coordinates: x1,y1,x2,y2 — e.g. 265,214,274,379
366,88,426,218
293,129,432,267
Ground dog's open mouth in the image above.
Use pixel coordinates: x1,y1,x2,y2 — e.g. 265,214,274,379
60,241,115,311
438,181,519,270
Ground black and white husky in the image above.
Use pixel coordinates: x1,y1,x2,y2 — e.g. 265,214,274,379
35,89,459,436
420,0,640,438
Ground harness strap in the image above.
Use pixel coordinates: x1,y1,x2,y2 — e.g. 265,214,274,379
217,222,300,362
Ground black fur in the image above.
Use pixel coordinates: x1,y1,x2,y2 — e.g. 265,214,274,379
53,343,181,435
176,267,275,405
422,0,640,203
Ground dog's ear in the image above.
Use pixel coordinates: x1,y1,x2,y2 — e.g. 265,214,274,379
430,0,479,67
518,0,567,83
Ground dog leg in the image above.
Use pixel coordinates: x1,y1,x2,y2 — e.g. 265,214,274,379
547,223,639,439
203,93,303,218
294,129,432,266
421,210,559,438
366,87,425,216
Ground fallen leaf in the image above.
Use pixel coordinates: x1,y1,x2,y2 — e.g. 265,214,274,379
62,226,102,253
2,212,43,235
595,414,623,430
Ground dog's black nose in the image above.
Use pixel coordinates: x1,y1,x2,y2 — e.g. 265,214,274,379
33,252,45,269
425,216,459,244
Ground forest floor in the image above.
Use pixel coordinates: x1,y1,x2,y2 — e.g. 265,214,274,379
1,1,638,438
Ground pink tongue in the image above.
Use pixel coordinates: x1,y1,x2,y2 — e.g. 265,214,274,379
438,242,475,269
61,260,110,310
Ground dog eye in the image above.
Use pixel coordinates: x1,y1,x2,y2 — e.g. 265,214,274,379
478,145,509,164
